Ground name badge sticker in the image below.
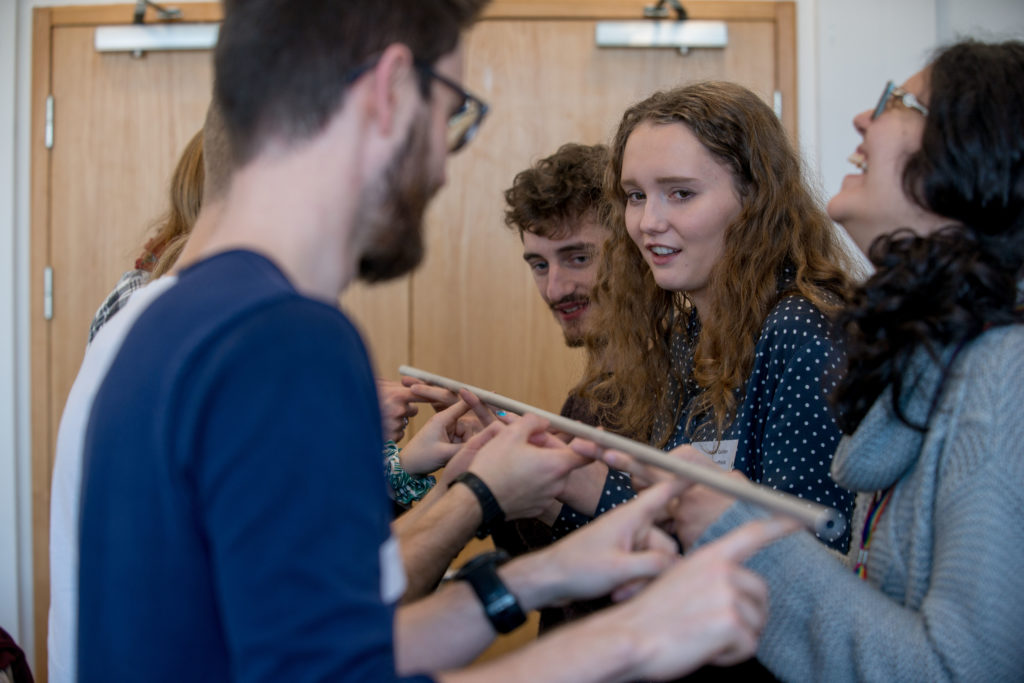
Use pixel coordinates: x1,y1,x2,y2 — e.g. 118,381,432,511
690,439,739,471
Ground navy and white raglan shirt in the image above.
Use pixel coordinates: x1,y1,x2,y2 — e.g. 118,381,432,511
557,295,855,552
77,250,432,682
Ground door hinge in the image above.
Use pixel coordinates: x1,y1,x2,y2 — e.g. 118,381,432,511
43,266,53,320
773,90,783,120
45,95,54,149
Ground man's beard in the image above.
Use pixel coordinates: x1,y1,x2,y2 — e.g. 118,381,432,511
356,116,434,283
550,294,589,348
563,328,585,348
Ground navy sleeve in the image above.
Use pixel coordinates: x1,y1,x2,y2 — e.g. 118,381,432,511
551,392,638,537
552,469,637,536
182,300,428,681
594,470,637,514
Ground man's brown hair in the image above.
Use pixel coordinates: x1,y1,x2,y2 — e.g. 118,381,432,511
504,143,610,240
214,0,489,165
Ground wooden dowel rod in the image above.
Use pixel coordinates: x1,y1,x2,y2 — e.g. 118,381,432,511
400,365,845,541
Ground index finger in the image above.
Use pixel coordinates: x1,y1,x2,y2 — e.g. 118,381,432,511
667,443,721,470
432,398,471,424
461,420,504,451
611,480,687,526
697,516,801,564
408,383,459,408
458,388,502,426
569,437,604,460
504,411,549,440
601,448,675,487
381,384,417,405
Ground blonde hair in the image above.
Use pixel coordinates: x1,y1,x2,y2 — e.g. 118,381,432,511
147,130,205,278
149,102,231,278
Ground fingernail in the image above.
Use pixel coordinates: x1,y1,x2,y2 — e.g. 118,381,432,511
496,411,507,417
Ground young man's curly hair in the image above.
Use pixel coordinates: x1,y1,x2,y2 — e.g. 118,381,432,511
504,143,610,240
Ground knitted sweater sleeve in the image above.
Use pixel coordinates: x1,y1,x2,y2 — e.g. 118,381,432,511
694,333,1024,681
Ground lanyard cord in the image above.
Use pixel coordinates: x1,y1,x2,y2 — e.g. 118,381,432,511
853,487,895,580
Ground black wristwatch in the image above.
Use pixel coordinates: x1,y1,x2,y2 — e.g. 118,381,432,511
451,471,505,539
453,550,527,634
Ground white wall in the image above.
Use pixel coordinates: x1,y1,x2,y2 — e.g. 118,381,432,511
1,0,1021,668
1,0,25,654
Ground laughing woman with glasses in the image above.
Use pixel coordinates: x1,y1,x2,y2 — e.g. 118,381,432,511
603,39,1024,680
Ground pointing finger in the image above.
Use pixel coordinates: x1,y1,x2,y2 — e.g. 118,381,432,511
699,516,801,565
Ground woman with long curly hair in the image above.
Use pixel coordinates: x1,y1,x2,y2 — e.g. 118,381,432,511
570,81,857,553
604,40,1024,679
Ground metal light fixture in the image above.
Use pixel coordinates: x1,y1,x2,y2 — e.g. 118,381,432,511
595,0,728,54
94,0,217,55
94,24,219,54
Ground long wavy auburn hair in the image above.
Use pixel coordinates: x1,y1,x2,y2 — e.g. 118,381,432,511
577,81,857,445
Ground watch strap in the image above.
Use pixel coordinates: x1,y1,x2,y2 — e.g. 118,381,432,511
453,551,527,634
452,471,505,539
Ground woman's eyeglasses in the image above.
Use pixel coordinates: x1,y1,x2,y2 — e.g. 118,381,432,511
872,80,929,120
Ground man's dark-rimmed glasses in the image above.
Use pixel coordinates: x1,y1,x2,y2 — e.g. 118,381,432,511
344,56,489,154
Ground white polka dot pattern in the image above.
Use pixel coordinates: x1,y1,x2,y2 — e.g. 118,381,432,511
554,296,855,552
659,296,854,550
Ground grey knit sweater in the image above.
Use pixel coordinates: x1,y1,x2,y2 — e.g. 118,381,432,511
695,324,1024,681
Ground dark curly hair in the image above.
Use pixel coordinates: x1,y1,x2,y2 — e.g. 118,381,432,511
834,39,1024,434
503,143,610,239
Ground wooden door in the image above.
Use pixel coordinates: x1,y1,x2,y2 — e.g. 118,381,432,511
415,3,792,413
30,2,795,677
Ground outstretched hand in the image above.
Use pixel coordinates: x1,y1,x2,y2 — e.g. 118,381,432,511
403,376,461,412
573,440,755,549
398,400,473,475
434,421,505,489
378,379,421,443
570,440,716,490
609,515,800,679
529,481,685,607
468,413,589,521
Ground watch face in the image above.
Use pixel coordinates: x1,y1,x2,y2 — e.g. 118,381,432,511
456,551,526,634
487,591,519,617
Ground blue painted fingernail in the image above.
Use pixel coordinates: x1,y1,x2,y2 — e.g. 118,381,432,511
496,411,507,417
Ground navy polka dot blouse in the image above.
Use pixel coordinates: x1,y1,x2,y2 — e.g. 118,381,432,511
556,296,855,552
